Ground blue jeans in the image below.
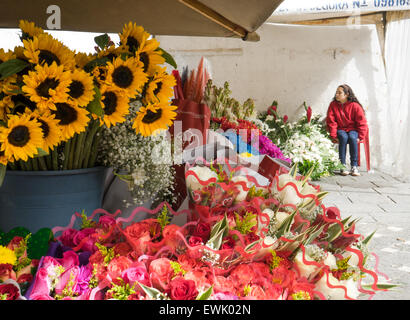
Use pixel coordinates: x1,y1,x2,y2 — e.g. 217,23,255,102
337,130,358,167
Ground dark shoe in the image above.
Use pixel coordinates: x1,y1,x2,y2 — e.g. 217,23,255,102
351,166,360,176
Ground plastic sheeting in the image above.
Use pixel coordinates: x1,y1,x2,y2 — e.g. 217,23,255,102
378,11,410,181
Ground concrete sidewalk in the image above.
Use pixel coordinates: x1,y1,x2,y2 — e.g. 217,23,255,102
316,169,410,300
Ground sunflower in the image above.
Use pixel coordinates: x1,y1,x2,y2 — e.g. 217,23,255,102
143,67,176,103
0,113,44,162
75,52,94,69
23,33,75,70
0,148,14,165
132,102,177,137
19,20,44,41
100,89,130,128
9,94,39,116
22,62,71,111
0,48,16,64
29,110,62,152
68,69,95,107
137,47,165,76
105,56,147,98
51,102,90,141
91,65,108,90
119,22,152,54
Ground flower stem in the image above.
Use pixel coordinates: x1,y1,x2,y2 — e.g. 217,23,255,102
62,140,71,170
82,120,100,168
68,135,77,170
38,156,48,171
52,146,59,170
45,153,52,169
73,131,86,169
31,157,39,171
88,127,102,168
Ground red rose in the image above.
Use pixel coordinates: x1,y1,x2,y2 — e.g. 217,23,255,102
163,225,186,252
188,236,203,247
0,283,20,300
193,222,211,241
124,222,150,241
7,236,24,251
58,228,79,248
168,277,198,300
229,264,254,288
113,242,133,258
107,256,133,282
0,264,16,282
221,236,236,250
17,273,33,284
177,254,197,272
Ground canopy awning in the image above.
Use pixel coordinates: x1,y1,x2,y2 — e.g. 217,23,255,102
0,0,284,41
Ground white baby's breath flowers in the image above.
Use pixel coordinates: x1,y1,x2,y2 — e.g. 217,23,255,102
98,102,176,206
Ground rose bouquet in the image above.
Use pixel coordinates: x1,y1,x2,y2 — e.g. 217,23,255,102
0,20,178,186
0,234,42,298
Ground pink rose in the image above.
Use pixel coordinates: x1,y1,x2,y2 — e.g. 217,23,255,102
59,228,79,248
98,215,116,230
183,270,211,290
162,225,186,252
0,283,20,300
177,254,197,272
122,266,150,287
30,293,55,300
149,258,174,290
214,276,235,294
107,256,133,282
168,277,198,300
57,250,79,270
229,264,255,288
30,268,51,297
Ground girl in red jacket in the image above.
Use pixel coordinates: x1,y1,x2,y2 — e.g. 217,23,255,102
326,84,368,176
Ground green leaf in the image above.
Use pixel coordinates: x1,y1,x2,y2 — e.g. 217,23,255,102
362,230,377,246
0,59,30,80
196,286,213,300
0,164,6,188
275,210,297,239
361,283,400,291
83,57,109,73
289,163,298,178
94,34,110,50
158,47,177,69
27,228,54,259
137,282,168,299
34,148,49,158
86,86,103,116
304,224,325,246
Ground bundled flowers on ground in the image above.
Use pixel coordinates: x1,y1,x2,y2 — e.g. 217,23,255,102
27,159,395,300
259,102,342,180
0,20,177,186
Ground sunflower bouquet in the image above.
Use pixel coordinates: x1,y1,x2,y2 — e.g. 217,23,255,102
0,20,178,186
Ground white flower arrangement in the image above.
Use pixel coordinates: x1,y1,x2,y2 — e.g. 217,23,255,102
98,102,176,206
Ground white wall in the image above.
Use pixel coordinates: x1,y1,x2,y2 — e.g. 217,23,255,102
157,23,390,171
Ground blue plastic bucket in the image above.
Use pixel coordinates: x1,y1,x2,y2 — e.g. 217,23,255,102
0,166,108,233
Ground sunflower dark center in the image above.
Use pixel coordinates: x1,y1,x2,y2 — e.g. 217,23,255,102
53,103,78,125
112,65,134,88
11,94,37,114
68,80,85,99
139,52,149,73
8,125,30,147
37,119,50,139
102,91,118,116
153,82,163,96
126,36,140,53
35,78,59,98
142,108,162,124
39,50,61,66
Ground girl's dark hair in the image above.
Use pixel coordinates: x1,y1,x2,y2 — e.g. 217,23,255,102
333,84,365,112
